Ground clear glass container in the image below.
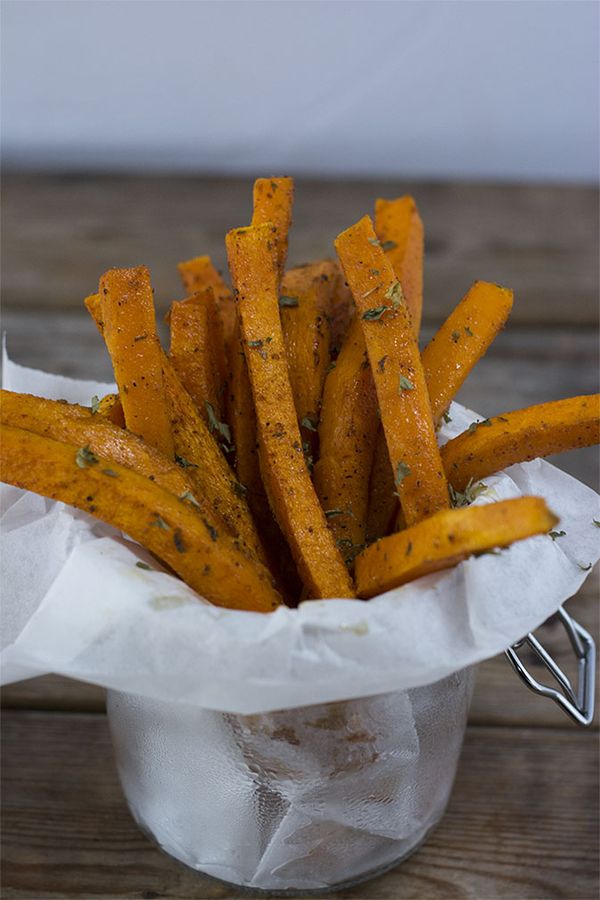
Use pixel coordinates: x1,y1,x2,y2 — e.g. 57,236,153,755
107,667,475,893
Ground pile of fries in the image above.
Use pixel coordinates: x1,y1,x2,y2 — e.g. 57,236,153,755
2,178,598,612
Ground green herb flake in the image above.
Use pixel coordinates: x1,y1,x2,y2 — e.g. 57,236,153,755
385,281,404,308
133,332,148,342
395,461,411,485
548,530,566,541
464,326,474,337
91,395,100,415
202,518,218,542
378,356,388,373
368,237,381,246
405,541,413,557
398,375,414,392
442,409,453,424
369,268,381,276
467,418,492,434
362,306,388,321
150,514,170,531
175,455,198,469
279,295,299,308
301,415,318,432
451,330,461,343
325,509,346,518
593,519,600,528
326,361,337,375
578,562,593,571
102,468,119,478
247,339,264,348
75,446,99,468
180,490,202,509
136,562,151,571
173,528,187,553
205,401,232,448
381,240,398,252
449,480,488,508
233,482,248,498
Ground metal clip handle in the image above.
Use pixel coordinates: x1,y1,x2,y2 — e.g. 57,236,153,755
505,606,596,726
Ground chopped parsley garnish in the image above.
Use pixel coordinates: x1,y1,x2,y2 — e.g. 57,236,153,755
451,330,461,343
150,514,170,530
578,562,592,571
398,375,414,392
91,395,100,415
381,240,397,252
247,339,265,348
385,281,403,308
325,509,346,518
202,518,218,542
395,461,411,485
75,446,99,468
368,237,380,246
467,418,493,434
301,415,318,432
378,356,388,372
180,490,201,509
175,455,198,468
173,528,186,553
442,409,452,424
464,326,474,337
449,480,488,508
102,468,119,478
279,295,299,307
548,530,566,541
362,306,388,321
136,562,152,570
593,519,600,528
205,401,232,449
233,482,248,498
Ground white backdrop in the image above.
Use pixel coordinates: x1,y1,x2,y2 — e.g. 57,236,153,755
1,0,598,181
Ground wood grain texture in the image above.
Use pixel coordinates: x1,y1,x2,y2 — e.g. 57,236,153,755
1,711,597,899
2,175,598,325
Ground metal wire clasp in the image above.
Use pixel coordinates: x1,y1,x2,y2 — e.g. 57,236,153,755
505,606,596,726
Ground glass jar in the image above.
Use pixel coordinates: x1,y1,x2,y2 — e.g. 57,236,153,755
107,667,475,893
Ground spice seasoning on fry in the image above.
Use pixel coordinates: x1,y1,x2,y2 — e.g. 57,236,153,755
76,446,99,468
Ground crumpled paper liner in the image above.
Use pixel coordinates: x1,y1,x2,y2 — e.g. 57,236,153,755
2,348,599,714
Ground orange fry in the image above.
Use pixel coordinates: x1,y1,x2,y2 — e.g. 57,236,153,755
251,176,294,279
442,396,600,491
355,496,557,599
177,255,232,386
374,196,424,336
422,281,514,423
1,425,281,613
169,289,224,423
226,223,354,599
314,317,378,558
99,266,174,459
335,215,448,525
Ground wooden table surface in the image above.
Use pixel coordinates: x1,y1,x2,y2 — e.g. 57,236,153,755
1,175,599,900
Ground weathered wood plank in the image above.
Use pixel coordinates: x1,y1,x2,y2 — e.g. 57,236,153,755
1,711,597,898
2,175,598,325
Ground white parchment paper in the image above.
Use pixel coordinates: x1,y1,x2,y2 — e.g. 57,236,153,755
2,350,599,714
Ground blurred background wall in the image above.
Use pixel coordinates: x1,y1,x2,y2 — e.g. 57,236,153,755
2,0,598,181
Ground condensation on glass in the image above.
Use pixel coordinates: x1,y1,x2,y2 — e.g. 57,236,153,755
107,668,475,893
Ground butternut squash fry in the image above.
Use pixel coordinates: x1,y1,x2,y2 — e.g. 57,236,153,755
442,396,600,491
96,393,125,427
169,290,224,423
226,223,355,599
313,317,378,559
365,424,397,544
0,390,218,517
85,289,267,566
355,496,557,599
251,177,294,280
422,281,514,423
280,264,333,452
374,196,424,336
0,425,281,613
335,215,448,525
177,256,232,391
99,266,174,459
